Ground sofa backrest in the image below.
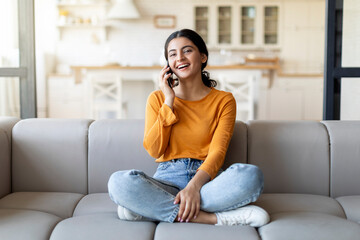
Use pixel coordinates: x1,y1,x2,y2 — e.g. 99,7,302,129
223,121,248,169
88,120,248,193
11,118,352,197
12,119,92,194
322,121,360,198
88,119,156,193
247,121,330,196
0,117,20,198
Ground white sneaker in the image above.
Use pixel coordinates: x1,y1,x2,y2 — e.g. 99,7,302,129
117,205,143,221
215,205,270,227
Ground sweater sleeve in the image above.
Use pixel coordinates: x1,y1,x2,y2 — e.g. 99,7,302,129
143,92,179,159
198,94,236,179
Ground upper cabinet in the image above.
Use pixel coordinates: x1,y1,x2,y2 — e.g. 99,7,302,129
218,6,232,44
241,6,256,45
194,2,281,49
263,6,279,45
195,6,209,43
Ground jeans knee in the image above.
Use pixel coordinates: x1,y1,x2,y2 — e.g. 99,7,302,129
230,163,264,194
108,169,142,201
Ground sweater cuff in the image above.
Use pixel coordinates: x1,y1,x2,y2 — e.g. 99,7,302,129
198,164,218,180
158,104,178,127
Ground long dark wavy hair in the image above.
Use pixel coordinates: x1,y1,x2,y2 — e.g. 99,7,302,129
164,29,217,88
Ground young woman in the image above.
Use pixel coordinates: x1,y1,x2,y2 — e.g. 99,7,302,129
108,29,269,226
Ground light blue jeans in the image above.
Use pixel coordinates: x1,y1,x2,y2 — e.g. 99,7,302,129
108,158,264,223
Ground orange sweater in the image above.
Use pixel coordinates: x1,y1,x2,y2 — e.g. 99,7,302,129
143,87,236,179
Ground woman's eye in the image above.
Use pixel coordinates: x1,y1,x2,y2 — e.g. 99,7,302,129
169,53,176,58
184,49,192,54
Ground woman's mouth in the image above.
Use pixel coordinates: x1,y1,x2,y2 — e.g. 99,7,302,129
177,64,190,70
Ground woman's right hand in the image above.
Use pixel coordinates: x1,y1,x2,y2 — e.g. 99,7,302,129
159,65,175,109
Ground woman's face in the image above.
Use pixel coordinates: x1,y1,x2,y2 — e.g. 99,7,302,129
167,37,207,80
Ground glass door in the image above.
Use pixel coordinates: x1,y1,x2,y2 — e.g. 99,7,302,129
0,0,20,117
324,0,360,120
340,0,360,119
0,0,36,118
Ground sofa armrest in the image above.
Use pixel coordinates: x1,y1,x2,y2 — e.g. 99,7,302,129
0,117,20,199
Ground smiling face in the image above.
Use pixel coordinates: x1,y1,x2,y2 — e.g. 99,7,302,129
166,37,207,81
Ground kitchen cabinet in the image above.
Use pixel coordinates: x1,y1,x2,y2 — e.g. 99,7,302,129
56,0,110,41
264,77,323,121
194,2,281,49
47,75,87,118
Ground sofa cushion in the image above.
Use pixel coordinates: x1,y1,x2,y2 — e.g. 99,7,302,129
322,121,360,198
258,212,360,240
154,222,260,240
50,213,157,240
88,119,157,193
336,196,360,223
73,193,116,216
0,192,84,219
247,121,330,195
12,119,93,194
0,209,61,240
255,194,345,218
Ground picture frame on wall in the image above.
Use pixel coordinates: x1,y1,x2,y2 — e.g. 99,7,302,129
154,15,176,28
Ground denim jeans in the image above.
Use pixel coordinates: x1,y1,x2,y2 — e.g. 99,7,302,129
108,158,264,223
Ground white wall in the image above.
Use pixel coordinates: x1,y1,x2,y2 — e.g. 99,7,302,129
52,0,194,69
280,0,325,74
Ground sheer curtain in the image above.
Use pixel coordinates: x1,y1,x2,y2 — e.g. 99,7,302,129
0,0,20,117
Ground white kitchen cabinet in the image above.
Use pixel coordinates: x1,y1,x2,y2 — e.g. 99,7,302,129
193,2,281,49
262,77,323,121
47,75,87,118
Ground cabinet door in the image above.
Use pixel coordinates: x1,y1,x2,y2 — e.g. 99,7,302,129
194,6,209,44
217,6,232,45
240,5,256,45
48,76,86,118
263,5,279,46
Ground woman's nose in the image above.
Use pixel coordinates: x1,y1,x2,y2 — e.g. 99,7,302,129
176,52,185,61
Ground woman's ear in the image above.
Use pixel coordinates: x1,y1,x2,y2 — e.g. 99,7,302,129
201,53,208,63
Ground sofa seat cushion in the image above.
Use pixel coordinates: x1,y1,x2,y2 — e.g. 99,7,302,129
154,222,260,240
50,213,157,240
336,196,360,223
0,209,61,240
0,192,84,219
73,193,116,216
258,212,360,240
255,193,346,218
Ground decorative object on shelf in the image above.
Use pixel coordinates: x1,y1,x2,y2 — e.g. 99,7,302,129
107,0,140,19
154,15,176,29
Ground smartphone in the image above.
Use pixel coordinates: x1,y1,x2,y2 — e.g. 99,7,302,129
166,62,174,88
166,62,179,88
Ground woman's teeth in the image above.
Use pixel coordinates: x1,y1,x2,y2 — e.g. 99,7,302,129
178,64,189,69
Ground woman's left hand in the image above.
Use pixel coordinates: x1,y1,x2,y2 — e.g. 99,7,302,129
174,183,201,222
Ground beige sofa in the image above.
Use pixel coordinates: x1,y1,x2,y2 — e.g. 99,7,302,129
1,116,360,240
